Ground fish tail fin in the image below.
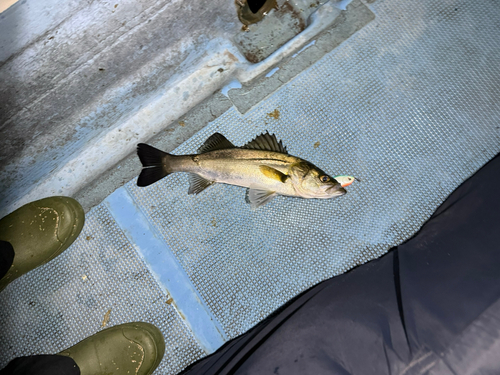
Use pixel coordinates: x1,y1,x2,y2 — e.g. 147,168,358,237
137,143,173,187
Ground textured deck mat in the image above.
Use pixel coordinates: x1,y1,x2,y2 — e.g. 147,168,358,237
0,204,206,374
125,0,500,339
1,0,499,373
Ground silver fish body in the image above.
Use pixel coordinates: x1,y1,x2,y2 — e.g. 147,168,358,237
137,132,347,208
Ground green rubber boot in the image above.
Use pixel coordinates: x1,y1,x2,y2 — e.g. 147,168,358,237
0,196,85,291
59,322,165,375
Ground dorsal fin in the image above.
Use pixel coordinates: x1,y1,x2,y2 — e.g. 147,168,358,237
242,132,288,154
198,133,235,154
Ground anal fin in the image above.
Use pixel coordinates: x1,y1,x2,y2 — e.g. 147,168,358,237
245,188,277,209
188,173,214,194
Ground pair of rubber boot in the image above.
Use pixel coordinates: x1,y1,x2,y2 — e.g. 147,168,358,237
0,197,165,375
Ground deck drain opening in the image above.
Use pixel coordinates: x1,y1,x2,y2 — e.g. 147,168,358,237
236,0,277,25
234,0,309,63
248,0,268,13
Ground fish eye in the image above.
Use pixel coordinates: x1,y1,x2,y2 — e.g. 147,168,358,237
320,175,330,183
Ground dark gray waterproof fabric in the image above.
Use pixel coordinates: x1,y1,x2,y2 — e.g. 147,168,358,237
0,355,80,375
0,241,14,280
181,152,500,375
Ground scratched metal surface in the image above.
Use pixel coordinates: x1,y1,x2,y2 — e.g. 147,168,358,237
1,0,500,373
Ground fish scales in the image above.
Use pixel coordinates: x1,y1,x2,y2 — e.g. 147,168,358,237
136,132,351,208
171,149,301,196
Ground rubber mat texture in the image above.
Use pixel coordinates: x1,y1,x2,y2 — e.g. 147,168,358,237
126,0,500,338
0,205,206,374
1,0,500,373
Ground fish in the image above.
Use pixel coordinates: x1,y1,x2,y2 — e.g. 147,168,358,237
136,132,347,208
333,175,359,187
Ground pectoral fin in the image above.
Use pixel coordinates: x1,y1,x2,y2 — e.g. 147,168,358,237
259,165,288,183
245,188,277,209
188,173,214,194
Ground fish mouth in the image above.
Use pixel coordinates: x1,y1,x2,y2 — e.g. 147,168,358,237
327,185,347,196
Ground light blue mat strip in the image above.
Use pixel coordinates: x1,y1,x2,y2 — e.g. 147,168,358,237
105,188,227,352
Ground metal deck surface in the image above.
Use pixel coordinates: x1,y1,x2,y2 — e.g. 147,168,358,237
1,0,499,373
